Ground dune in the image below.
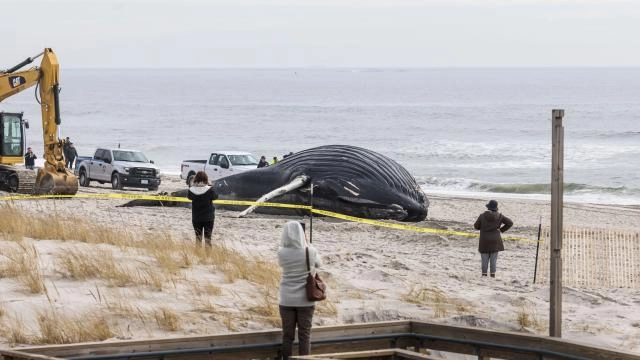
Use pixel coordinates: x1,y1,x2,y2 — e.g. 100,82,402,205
0,175,638,354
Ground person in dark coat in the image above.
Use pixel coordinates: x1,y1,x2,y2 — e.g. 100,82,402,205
66,142,78,169
24,147,37,170
474,200,513,278
257,155,270,168
187,171,218,246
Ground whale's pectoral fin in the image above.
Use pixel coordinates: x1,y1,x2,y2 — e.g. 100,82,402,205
238,175,310,217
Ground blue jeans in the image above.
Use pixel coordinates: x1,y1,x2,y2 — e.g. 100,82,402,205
481,252,498,274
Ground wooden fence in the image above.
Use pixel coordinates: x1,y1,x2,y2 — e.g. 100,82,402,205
536,227,640,288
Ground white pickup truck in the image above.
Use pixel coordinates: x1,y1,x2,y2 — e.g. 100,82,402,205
76,147,161,190
180,151,259,185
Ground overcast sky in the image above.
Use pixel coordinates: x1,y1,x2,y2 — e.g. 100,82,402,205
3,0,640,68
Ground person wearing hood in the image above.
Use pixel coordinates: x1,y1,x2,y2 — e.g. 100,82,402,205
474,200,513,278
278,221,321,360
187,171,218,246
257,155,270,168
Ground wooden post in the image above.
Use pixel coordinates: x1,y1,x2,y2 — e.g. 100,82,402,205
550,109,564,337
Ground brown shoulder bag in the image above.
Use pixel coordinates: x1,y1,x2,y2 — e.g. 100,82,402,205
305,247,326,301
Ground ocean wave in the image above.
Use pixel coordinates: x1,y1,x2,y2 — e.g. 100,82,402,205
579,131,640,140
419,177,639,196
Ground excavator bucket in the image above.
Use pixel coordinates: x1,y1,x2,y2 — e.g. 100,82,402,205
34,167,78,195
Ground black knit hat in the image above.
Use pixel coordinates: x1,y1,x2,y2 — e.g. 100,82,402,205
486,200,498,211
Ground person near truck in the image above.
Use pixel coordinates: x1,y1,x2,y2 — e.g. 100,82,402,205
474,200,513,278
257,155,270,168
65,142,78,169
24,147,37,170
187,171,219,246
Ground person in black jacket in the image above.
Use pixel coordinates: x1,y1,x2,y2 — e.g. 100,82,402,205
24,147,37,170
257,155,270,168
474,200,513,278
187,171,218,246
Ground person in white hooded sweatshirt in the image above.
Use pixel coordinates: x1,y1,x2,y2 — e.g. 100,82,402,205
278,221,321,360
187,171,218,246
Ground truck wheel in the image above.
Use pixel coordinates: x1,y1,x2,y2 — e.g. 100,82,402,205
79,169,90,187
148,185,159,191
112,173,123,190
187,173,195,186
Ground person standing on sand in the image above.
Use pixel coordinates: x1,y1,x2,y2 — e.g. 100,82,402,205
187,171,218,246
278,221,321,360
474,200,513,278
66,142,78,169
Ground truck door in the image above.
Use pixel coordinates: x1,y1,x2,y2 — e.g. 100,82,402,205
92,149,109,181
89,149,103,181
218,155,232,178
206,154,224,182
103,150,114,181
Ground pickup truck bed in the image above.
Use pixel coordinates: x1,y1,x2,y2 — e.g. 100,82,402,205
180,152,259,185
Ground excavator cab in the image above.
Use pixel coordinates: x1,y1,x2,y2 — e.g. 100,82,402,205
0,111,36,192
0,112,27,161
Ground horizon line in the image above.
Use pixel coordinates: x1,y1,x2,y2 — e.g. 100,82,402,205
63,65,640,70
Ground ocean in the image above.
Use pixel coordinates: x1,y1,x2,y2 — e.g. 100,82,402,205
4,68,639,205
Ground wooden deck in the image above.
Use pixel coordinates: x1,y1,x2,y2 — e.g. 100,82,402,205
2,320,639,360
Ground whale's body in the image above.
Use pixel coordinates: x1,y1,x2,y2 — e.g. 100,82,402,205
213,145,429,222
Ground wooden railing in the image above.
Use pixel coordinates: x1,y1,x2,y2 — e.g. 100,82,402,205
2,320,639,360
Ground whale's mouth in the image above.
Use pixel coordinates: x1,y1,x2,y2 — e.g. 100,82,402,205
367,204,408,221
337,196,409,221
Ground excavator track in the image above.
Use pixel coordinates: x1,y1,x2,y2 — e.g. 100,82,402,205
0,165,37,194
14,168,37,194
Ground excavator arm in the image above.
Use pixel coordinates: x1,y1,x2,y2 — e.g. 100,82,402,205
0,48,77,195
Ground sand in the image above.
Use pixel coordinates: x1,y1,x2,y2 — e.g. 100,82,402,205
1,174,639,355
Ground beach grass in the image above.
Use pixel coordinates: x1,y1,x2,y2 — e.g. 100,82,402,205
402,285,470,319
37,308,116,344
0,204,294,343
153,307,181,332
0,241,45,294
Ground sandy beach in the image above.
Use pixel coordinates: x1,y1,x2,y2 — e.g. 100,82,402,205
1,174,639,355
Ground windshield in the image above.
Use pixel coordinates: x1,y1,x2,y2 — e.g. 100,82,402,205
113,150,149,163
228,154,258,166
1,114,24,156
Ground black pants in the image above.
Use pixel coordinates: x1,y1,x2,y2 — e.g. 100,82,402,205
279,305,314,360
192,219,214,245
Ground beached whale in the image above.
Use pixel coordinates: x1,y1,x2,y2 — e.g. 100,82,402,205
121,145,429,222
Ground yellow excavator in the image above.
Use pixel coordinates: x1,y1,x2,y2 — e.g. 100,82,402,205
0,48,78,195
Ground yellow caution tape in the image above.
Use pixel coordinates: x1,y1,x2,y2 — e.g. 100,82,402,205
0,193,532,242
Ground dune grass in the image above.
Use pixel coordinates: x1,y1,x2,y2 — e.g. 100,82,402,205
0,315,30,345
0,241,45,294
403,285,470,318
513,299,542,331
153,307,181,332
0,203,316,340
37,308,116,344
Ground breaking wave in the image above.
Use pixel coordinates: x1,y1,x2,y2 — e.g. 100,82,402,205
419,177,640,199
